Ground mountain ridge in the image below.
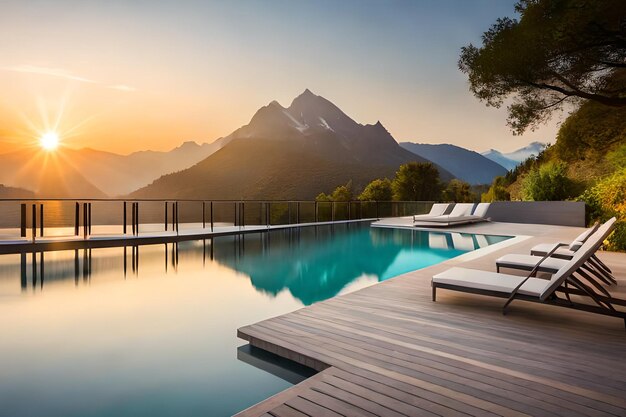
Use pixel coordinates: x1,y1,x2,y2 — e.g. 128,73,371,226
399,142,507,185
131,89,453,199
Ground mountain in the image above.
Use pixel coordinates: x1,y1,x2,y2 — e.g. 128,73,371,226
132,89,453,199
0,184,35,199
0,139,229,197
482,141,547,170
64,139,229,196
0,148,106,198
399,142,507,185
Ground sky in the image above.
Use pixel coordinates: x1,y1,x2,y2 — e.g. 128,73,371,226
0,0,564,155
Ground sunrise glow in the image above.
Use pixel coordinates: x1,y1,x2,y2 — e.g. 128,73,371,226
40,131,59,150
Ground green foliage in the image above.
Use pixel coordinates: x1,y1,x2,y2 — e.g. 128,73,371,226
481,176,511,202
358,178,393,201
391,162,442,201
579,169,626,251
459,0,626,134
315,192,331,202
555,102,626,160
316,181,353,202
606,144,626,170
443,179,475,203
521,162,574,201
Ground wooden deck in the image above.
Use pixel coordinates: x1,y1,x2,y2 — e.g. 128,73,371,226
236,222,626,417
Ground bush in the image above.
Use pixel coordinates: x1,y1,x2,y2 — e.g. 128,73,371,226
443,179,475,202
316,181,353,202
358,178,392,201
392,162,442,201
521,161,574,201
579,169,626,251
481,176,511,202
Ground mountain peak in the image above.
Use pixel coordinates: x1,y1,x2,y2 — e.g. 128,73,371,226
269,100,284,108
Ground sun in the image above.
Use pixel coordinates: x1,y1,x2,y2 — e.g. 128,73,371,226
40,132,60,151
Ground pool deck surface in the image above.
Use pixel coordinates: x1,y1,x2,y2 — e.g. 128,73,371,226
235,219,626,417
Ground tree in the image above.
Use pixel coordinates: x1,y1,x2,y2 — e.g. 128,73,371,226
481,176,511,202
316,181,353,201
392,162,442,201
459,0,626,134
358,178,393,201
521,161,573,200
443,179,475,202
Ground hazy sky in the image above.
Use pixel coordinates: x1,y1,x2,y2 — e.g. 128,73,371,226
0,0,563,154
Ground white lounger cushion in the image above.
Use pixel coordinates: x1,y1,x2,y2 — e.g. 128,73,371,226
472,203,490,218
433,267,549,297
530,243,576,258
448,203,475,217
413,203,450,220
496,254,569,272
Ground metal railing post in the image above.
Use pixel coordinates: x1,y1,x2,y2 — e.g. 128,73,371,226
241,201,245,229
20,203,26,237
175,202,179,234
123,202,127,235
376,201,379,219
39,203,44,237
210,201,214,232
31,204,36,242
164,202,168,231
135,202,139,236
202,201,206,229
88,203,92,235
348,202,351,221
75,202,80,236
131,203,135,236
297,202,300,224
83,202,88,239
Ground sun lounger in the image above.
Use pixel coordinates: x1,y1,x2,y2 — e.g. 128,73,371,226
530,222,600,259
413,203,490,227
526,221,615,283
412,203,451,222
432,217,626,326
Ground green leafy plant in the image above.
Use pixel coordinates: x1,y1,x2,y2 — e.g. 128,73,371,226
358,178,393,201
521,162,573,201
579,169,626,251
392,162,442,201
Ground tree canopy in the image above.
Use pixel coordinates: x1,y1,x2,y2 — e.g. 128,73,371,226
358,178,393,201
459,0,626,134
443,179,475,203
316,180,354,202
392,162,442,201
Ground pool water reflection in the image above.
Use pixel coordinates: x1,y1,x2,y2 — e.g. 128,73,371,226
0,223,509,417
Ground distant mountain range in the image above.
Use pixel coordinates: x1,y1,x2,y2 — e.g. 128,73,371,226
481,141,547,171
131,89,453,200
0,184,35,199
399,143,507,185
0,139,227,197
0,88,547,199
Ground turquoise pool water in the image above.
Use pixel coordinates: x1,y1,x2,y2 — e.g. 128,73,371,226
0,223,509,417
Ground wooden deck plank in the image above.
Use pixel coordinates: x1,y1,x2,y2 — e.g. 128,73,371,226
234,223,626,417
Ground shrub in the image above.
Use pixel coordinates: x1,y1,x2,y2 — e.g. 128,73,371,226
481,176,511,202
579,168,626,251
358,178,392,201
392,162,442,201
443,179,475,202
521,161,573,201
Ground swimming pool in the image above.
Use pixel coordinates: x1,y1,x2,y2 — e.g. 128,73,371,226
0,223,510,417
